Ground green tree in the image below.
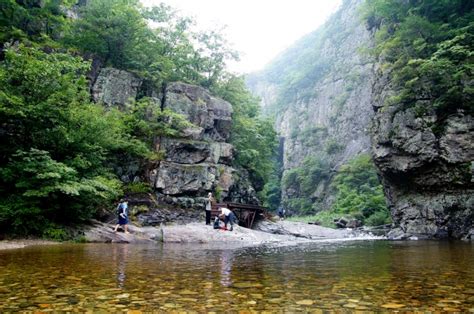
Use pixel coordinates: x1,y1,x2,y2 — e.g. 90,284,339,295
0,0,71,47
0,45,146,235
66,0,147,69
66,0,239,89
213,76,278,191
331,154,390,226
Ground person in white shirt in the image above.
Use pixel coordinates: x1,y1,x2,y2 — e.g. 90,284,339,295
219,207,237,231
205,192,215,225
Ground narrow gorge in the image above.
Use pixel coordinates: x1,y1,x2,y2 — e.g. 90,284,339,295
248,0,473,239
0,0,471,241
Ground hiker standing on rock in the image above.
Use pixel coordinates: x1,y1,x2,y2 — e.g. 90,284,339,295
205,192,215,225
114,199,130,234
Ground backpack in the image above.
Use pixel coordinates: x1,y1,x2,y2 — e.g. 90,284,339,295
117,202,125,214
213,217,220,229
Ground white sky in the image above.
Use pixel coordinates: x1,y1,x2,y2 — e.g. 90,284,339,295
141,0,342,74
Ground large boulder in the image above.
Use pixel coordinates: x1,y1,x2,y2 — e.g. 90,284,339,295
158,138,233,165
149,161,239,197
92,68,142,107
164,82,233,141
153,161,216,195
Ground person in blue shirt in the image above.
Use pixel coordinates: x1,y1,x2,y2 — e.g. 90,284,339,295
278,206,285,220
114,199,130,234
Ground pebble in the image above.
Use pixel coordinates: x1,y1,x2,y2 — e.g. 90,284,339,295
381,303,405,309
343,303,358,308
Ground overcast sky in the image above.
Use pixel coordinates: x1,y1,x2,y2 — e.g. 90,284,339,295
141,0,342,74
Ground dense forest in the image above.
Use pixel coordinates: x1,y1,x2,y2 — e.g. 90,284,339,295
0,0,277,236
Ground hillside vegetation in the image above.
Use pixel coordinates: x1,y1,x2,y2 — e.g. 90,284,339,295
363,0,473,116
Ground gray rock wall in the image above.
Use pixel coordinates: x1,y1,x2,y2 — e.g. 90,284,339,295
147,82,258,211
91,69,259,223
371,71,474,239
164,82,233,142
92,68,141,107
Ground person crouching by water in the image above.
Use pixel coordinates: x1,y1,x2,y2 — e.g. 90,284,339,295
219,207,237,231
114,199,130,234
205,192,216,225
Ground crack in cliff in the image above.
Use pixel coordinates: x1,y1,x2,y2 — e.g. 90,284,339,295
160,82,167,111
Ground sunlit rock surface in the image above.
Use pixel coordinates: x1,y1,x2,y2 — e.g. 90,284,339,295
81,220,359,246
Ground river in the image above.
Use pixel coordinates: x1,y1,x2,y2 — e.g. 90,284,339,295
1,240,473,311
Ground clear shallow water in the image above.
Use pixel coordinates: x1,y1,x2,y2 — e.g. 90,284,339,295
1,240,473,312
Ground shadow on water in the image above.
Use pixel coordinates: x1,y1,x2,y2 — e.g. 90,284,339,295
0,240,473,311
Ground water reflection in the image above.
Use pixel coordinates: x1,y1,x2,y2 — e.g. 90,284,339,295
112,245,129,288
219,249,234,287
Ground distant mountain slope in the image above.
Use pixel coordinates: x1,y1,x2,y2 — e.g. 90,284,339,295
247,0,376,214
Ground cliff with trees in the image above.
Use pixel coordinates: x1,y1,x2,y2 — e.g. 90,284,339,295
0,0,277,237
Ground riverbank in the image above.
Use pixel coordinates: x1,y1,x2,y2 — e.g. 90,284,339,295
0,220,379,251
77,219,379,248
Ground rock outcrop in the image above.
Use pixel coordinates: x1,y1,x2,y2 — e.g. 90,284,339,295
91,68,258,226
91,70,259,224
371,74,474,239
163,82,233,142
92,68,142,107
147,82,258,212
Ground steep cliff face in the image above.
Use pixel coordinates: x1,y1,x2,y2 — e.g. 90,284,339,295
92,68,258,223
248,0,375,212
371,73,474,240
151,82,258,209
